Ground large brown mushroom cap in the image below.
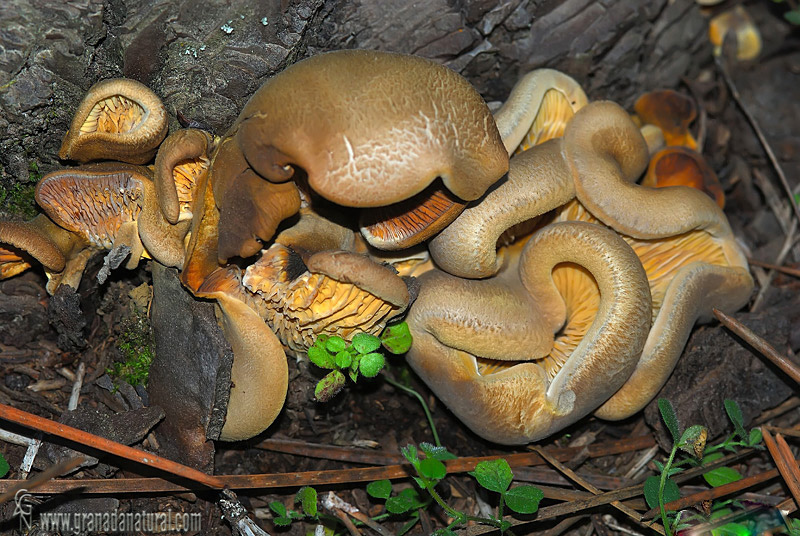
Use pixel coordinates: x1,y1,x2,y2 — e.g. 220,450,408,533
59,79,168,164
211,50,508,256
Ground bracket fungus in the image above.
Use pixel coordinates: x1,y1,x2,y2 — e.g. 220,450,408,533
59,79,168,164
206,49,507,260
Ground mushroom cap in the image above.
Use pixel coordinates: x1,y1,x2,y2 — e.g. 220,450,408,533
642,146,725,209
709,5,762,61
36,164,187,269
429,139,576,279
634,90,698,150
35,165,147,250
210,137,302,262
407,221,651,444
196,267,288,441
0,219,66,274
154,128,214,224
242,244,410,353
493,68,588,155
59,78,168,164
553,199,753,419
230,50,508,207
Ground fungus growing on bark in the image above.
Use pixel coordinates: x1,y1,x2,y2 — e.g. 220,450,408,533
196,267,288,441
59,79,168,164
209,49,508,257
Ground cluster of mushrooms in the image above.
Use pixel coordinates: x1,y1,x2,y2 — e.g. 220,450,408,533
0,50,753,445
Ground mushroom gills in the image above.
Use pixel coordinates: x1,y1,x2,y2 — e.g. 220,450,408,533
514,88,583,154
36,170,144,249
474,260,600,380
172,157,210,220
243,244,409,354
0,245,32,279
359,180,467,250
79,95,146,135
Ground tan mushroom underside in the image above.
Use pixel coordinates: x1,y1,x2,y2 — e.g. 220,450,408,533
197,268,288,441
59,78,168,164
243,244,409,354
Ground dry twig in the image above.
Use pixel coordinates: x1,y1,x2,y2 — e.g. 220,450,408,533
762,428,800,507
713,308,800,384
0,402,225,489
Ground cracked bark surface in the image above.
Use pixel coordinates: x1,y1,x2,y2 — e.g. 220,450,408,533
0,0,708,203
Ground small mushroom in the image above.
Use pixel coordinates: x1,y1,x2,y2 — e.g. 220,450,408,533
59,79,168,164
709,5,762,61
407,221,651,444
242,244,410,353
195,267,288,441
634,90,698,150
0,215,92,293
210,49,508,257
153,128,216,224
493,68,588,155
642,146,725,209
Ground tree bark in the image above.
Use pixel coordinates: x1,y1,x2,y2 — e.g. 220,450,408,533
0,0,708,210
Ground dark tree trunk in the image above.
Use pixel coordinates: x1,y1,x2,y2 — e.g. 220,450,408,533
0,0,708,204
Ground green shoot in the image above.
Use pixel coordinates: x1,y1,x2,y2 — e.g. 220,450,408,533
368,444,543,535
270,486,318,527
645,399,763,536
308,322,412,402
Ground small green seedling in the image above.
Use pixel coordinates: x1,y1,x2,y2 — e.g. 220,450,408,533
645,399,763,536
368,443,543,535
308,322,413,402
270,486,318,527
